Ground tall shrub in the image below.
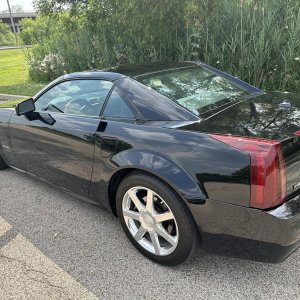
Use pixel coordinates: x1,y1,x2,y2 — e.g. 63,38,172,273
23,0,300,91
0,20,16,46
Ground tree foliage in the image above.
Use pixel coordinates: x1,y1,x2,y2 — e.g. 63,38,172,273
1,4,24,13
0,20,16,46
22,0,300,91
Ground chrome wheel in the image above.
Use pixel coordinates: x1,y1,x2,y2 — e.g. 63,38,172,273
122,186,179,256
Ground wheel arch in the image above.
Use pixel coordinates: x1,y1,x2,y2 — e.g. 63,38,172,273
108,149,207,216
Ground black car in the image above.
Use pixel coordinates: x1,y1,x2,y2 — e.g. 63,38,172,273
0,62,299,265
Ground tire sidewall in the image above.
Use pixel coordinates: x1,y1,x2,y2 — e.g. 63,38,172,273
116,173,198,266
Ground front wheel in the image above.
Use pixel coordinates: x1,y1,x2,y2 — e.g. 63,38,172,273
116,173,198,266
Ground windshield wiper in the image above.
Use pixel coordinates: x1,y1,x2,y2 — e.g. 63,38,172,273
44,104,64,113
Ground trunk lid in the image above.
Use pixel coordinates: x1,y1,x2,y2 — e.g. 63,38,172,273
178,92,300,198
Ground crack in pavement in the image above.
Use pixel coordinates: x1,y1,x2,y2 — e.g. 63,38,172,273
0,218,99,300
0,253,65,291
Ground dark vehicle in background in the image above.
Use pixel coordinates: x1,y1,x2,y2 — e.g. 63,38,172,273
0,62,299,265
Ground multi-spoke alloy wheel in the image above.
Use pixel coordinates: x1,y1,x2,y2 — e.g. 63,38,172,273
122,186,179,256
116,173,198,266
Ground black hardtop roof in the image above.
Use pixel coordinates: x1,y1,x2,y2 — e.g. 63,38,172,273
65,62,199,80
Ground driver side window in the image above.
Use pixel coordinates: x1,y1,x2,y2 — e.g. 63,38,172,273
35,79,114,117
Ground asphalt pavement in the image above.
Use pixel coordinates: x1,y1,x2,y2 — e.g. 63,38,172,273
0,168,299,299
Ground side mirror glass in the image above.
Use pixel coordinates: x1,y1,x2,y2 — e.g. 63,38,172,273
16,98,35,116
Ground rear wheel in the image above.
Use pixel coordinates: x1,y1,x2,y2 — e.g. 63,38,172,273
116,173,198,266
0,155,8,170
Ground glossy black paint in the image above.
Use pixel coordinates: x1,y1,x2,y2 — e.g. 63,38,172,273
105,62,198,77
0,61,299,263
191,193,300,262
191,92,300,140
181,91,300,196
16,98,35,116
89,119,251,209
9,112,99,197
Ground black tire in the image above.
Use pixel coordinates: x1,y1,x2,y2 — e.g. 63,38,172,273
116,172,199,266
0,155,8,170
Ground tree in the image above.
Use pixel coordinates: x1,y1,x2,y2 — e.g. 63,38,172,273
25,0,300,91
0,20,15,45
11,4,24,13
33,0,87,15
1,4,24,13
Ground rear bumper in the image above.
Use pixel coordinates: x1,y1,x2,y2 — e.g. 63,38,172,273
201,233,300,263
190,194,300,263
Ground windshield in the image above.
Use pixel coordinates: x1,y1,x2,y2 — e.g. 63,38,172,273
137,66,248,116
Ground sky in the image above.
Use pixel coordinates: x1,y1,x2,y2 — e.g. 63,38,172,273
0,0,34,12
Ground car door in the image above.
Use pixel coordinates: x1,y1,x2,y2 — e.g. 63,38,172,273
89,86,138,202
8,78,114,197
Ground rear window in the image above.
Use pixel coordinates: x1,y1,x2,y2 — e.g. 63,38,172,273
137,66,248,116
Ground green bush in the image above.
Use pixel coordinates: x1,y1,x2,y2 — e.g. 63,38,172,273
21,0,300,92
0,20,16,46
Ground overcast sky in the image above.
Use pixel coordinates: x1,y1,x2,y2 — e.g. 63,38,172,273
0,0,34,12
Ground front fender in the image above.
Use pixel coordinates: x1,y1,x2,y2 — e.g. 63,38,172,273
111,149,207,204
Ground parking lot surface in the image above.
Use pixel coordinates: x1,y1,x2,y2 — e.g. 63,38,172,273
0,169,299,299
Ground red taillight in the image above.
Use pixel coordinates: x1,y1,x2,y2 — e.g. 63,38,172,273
210,134,286,209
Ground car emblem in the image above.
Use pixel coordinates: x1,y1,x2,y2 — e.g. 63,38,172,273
278,100,292,110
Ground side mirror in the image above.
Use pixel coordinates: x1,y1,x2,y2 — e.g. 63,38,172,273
16,98,35,116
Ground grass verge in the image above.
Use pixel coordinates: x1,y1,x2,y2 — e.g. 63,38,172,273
0,48,45,96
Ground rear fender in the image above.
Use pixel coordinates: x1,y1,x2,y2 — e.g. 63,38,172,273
111,149,207,204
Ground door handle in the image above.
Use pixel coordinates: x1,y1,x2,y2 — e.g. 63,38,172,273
97,121,107,132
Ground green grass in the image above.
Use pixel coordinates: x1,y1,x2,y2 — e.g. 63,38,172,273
0,49,45,96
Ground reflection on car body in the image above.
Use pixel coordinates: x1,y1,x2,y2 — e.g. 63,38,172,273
0,61,300,265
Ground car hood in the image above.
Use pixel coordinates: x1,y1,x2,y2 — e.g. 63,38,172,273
179,92,300,141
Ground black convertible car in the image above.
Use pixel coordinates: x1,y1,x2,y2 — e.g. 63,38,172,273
0,62,300,265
